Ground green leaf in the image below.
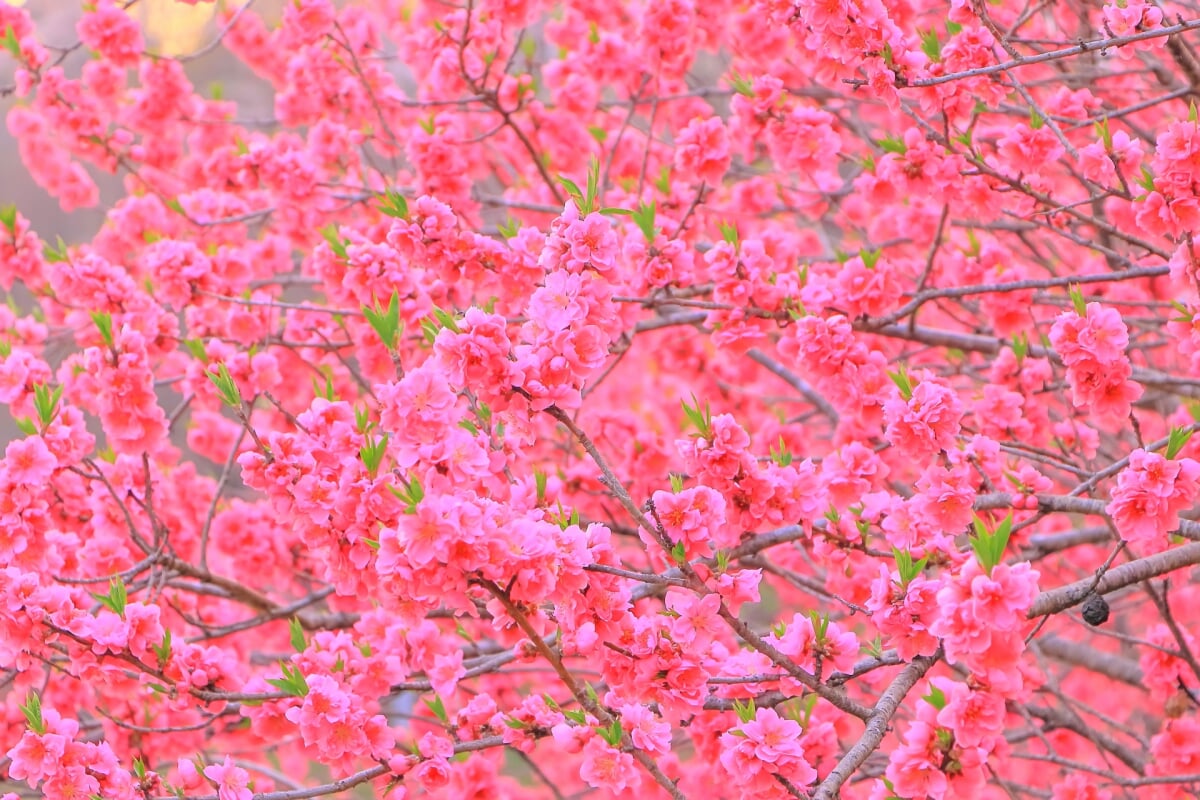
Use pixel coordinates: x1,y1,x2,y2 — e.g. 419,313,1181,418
312,372,337,402
670,541,687,565
1030,110,1045,130
732,697,757,724
878,135,907,155
1136,166,1155,193
1166,426,1194,460
424,695,449,724
151,629,172,668
1010,333,1028,366
585,155,600,216
32,383,63,428
0,204,16,235
182,339,207,361
653,165,671,195
769,436,793,467
923,683,947,710
43,236,68,264
669,473,684,493
860,249,881,270
497,217,521,239
320,225,348,260
809,610,830,642
206,364,242,409
596,718,623,746
681,394,714,439
728,69,754,98
892,548,928,586
378,189,409,220
534,469,548,503
887,365,913,401
632,201,657,242
431,306,461,334
919,29,942,61
20,692,45,734
717,220,739,247
91,576,127,617
359,432,390,478
557,176,585,210
362,291,402,352
289,617,307,653
1068,284,1087,316
2,25,20,59
388,475,424,514
266,662,309,697
91,312,114,349
969,513,1013,575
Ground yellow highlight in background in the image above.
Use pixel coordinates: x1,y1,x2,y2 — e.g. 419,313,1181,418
135,0,219,57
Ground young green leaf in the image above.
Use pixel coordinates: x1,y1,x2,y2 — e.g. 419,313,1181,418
732,697,757,724
1166,426,1194,460
389,475,424,513
360,432,390,477
632,201,657,241
289,617,307,653
0,204,16,235
20,692,45,734
728,70,754,98
717,220,739,247
2,26,20,59
266,662,309,697
92,312,115,349
378,189,409,220
31,383,63,428
923,682,947,710
91,576,128,617
497,217,521,239
892,548,928,586
320,225,348,260
206,364,242,409
681,394,714,439
1068,284,1087,316
888,365,913,401
424,695,449,724
362,291,402,352
151,629,172,668
969,513,1013,575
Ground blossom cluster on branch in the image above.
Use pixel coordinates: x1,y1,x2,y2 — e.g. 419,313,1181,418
2,0,1200,799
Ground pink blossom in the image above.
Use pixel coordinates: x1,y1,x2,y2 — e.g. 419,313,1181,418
203,757,252,800
579,737,640,793
884,380,963,458
4,436,57,484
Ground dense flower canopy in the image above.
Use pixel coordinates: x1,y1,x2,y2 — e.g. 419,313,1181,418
3,0,1200,799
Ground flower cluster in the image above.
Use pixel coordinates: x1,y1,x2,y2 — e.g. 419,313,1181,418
2,1,1200,799
1049,301,1143,420
1106,448,1200,549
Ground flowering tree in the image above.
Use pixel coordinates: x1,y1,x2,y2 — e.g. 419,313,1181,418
5,0,1200,798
